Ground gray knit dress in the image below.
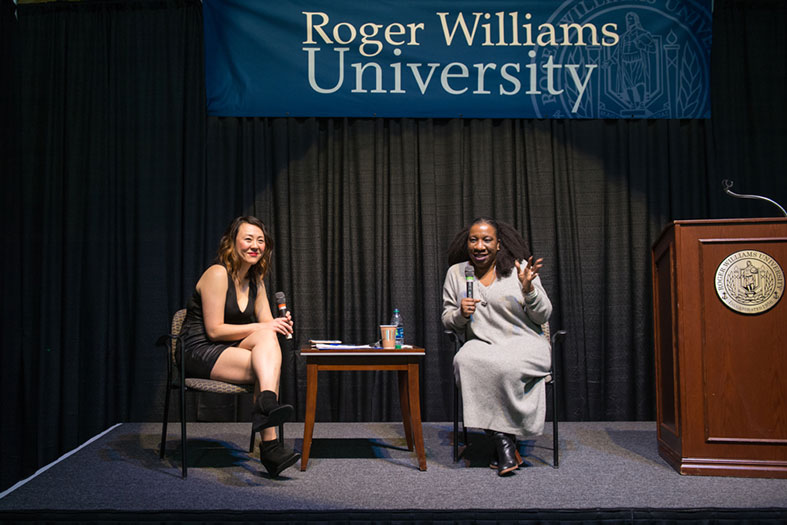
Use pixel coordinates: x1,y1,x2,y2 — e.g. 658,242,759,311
441,261,552,437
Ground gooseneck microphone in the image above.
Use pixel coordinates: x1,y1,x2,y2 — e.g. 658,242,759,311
274,291,292,339
465,265,475,299
722,179,787,217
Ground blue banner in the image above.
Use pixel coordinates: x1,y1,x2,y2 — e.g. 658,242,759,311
204,0,712,118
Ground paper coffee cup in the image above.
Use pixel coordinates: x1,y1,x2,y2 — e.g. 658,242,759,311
380,325,397,349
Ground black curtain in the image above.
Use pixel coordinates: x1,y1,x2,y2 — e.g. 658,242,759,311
2,0,786,492
1,0,206,491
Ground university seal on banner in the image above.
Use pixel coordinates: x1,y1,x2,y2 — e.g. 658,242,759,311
714,250,784,314
533,0,712,118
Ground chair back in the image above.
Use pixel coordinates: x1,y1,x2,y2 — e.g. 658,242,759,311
541,322,554,382
541,322,551,345
169,308,187,367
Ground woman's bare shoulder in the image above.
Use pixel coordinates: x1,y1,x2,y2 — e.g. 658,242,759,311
197,264,228,291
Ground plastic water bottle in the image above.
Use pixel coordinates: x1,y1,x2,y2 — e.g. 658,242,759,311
390,308,404,348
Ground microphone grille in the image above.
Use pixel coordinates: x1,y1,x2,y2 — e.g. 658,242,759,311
274,291,286,302
464,266,475,278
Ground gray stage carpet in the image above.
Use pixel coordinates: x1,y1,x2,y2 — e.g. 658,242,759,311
1,421,785,518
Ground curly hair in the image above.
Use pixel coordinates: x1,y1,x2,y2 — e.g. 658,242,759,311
446,217,531,278
215,216,273,285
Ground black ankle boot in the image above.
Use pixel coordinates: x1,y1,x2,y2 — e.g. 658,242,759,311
259,440,301,477
490,435,523,469
492,432,518,476
252,391,294,432
256,391,278,413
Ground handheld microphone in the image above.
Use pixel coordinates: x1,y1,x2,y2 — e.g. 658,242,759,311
274,291,292,339
465,266,475,299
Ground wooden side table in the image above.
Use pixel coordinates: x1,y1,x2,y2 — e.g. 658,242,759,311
299,346,427,471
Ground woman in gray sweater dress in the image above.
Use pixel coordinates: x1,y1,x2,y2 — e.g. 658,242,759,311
442,217,552,475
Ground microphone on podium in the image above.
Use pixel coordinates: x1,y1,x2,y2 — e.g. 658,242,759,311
274,291,292,339
465,265,475,299
722,179,787,217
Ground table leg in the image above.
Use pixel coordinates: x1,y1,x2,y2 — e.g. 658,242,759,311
407,362,427,471
398,370,414,451
301,362,319,471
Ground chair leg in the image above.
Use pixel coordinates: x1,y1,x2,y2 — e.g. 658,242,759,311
160,382,172,459
452,383,459,462
551,381,559,469
249,426,256,453
278,423,284,445
180,386,187,478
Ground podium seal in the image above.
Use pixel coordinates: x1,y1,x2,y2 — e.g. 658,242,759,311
714,250,784,314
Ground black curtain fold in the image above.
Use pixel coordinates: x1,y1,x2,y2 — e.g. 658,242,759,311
2,0,207,490
2,0,786,492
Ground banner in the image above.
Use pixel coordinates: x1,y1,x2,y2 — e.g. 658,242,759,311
203,0,712,118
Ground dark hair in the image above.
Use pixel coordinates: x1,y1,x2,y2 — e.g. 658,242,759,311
446,217,531,277
216,216,273,285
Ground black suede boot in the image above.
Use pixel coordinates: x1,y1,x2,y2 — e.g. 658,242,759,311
259,439,301,477
252,390,294,432
492,432,518,476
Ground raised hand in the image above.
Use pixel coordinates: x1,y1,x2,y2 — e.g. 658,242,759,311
515,256,544,294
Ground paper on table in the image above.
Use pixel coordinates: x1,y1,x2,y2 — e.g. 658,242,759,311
314,344,373,350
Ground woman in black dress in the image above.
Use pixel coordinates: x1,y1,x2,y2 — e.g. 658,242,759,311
180,216,299,476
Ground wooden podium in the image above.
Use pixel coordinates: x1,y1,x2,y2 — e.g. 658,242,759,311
651,218,787,478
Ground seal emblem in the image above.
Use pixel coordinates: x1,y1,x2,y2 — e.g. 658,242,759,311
714,250,784,314
534,0,712,118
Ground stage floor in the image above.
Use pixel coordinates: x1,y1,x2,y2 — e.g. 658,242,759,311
1,421,785,521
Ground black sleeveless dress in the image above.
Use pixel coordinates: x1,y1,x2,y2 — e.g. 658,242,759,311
180,269,258,378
